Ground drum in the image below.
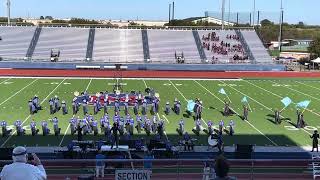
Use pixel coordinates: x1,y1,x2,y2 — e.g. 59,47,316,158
208,136,218,146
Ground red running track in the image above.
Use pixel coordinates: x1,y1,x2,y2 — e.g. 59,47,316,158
0,69,320,78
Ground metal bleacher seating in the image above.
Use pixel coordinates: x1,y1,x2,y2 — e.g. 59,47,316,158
241,30,273,64
93,29,144,63
32,27,89,61
0,26,36,60
148,29,201,64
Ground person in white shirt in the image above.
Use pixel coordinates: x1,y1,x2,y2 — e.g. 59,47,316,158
0,146,47,180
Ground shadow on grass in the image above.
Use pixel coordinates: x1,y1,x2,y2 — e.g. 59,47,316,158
0,132,300,148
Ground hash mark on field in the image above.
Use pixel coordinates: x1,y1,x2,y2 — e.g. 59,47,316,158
0,79,38,107
162,115,170,124
85,79,93,91
0,78,67,148
0,78,12,85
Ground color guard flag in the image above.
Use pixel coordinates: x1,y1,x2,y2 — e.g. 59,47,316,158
219,88,227,95
296,100,311,109
241,96,248,104
281,97,292,108
187,100,196,112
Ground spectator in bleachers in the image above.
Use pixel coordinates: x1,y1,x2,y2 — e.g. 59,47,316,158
213,156,236,180
95,150,106,178
0,146,47,180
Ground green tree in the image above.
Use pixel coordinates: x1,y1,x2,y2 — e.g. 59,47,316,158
39,16,44,20
309,37,320,58
45,16,53,20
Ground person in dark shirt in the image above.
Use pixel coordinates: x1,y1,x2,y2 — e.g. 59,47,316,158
311,130,319,152
111,122,119,149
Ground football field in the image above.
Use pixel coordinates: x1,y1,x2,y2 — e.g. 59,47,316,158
0,77,319,148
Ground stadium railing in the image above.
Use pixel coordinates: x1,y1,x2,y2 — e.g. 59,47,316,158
0,158,314,179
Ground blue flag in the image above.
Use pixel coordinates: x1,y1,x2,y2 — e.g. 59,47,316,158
296,100,311,109
187,100,196,112
281,97,292,108
219,88,227,95
241,96,248,104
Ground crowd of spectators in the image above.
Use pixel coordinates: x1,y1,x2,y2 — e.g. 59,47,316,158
202,32,249,64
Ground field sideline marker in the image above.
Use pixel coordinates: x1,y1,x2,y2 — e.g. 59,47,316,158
0,78,67,148
195,80,278,146
0,79,38,107
169,80,208,127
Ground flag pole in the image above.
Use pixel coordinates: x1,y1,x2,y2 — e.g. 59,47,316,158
247,102,253,112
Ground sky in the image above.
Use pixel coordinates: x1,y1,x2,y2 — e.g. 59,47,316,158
2,0,319,25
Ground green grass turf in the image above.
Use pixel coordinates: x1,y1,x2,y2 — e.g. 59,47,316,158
0,77,319,148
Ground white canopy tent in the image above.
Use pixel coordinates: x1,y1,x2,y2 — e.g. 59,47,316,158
311,57,320,63
311,57,320,69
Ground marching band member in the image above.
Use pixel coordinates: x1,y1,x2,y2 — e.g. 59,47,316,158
219,120,224,135
41,120,50,136
165,101,170,115
1,120,12,137
177,119,185,135
61,100,68,115
52,117,61,136
229,120,235,136
14,120,25,136
207,120,214,135
30,120,39,136
136,115,142,134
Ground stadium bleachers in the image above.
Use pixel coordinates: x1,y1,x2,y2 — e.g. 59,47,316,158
148,30,201,63
241,30,273,64
93,29,144,63
0,26,36,60
0,26,273,65
32,27,89,61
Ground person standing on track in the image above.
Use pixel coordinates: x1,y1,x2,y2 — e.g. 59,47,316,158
311,130,319,152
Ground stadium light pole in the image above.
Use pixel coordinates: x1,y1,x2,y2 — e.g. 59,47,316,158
252,0,256,26
221,0,225,29
6,0,11,25
278,0,283,52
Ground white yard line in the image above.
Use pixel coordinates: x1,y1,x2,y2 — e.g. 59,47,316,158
0,76,242,81
239,80,312,136
142,79,148,88
0,78,67,148
245,80,320,118
59,78,93,147
196,80,278,146
169,80,208,127
0,78,12,84
296,81,320,91
59,124,70,147
277,81,320,102
85,78,93,91
0,79,38,106
162,115,170,124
